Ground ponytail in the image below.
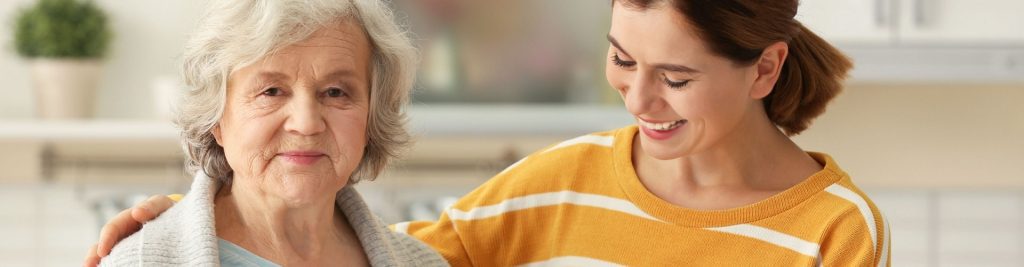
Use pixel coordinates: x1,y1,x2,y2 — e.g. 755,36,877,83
768,24,852,135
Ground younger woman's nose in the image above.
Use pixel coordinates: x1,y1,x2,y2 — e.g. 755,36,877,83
623,76,665,117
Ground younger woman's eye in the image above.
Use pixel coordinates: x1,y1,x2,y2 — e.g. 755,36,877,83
261,87,282,96
664,77,691,89
325,87,346,97
611,53,636,68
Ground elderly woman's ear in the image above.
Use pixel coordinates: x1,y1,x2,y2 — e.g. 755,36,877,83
212,125,223,146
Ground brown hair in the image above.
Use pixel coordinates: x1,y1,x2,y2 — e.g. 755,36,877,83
618,0,852,135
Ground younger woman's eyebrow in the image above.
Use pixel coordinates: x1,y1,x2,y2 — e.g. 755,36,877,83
607,34,633,58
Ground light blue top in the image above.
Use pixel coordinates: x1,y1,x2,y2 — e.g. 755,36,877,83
218,239,280,267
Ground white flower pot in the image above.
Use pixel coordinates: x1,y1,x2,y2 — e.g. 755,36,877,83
31,59,103,119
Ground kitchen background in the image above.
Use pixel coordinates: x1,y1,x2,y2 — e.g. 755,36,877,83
1,0,1023,266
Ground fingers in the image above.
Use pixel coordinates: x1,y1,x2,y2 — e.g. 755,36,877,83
96,208,139,257
130,195,175,222
95,195,175,258
83,244,100,267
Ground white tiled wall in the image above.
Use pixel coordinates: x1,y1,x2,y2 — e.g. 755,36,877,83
0,184,98,267
0,178,183,267
869,189,1024,267
939,192,1023,267
870,190,930,267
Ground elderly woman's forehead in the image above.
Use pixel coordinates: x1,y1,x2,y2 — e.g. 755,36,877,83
267,22,370,62
304,20,369,45
253,21,371,66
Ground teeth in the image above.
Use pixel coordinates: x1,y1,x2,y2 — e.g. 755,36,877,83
639,119,684,131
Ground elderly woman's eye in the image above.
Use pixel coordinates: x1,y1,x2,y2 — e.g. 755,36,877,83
261,87,282,96
326,87,346,97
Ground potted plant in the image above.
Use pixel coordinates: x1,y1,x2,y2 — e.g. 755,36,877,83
14,0,112,119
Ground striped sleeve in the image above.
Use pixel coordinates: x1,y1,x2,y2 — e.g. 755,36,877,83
394,215,472,266
820,184,891,266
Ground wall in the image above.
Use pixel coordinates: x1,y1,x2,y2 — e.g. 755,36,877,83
794,83,1024,188
0,0,203,119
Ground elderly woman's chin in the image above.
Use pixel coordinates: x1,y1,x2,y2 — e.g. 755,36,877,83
284,167,348,202
256,158,353,206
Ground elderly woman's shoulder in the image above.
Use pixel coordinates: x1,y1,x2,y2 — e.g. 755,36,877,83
101,176,221,266
379,230,452,266
100,204,220,266
338,187,449,266
99,230,143,266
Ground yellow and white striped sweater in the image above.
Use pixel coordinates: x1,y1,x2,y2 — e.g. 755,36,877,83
396,126,890,266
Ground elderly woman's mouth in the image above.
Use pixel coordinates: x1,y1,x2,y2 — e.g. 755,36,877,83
278,151,326,165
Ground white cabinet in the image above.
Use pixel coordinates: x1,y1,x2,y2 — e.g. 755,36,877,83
896,0,1024,45
798,0,1024,46
797,0,1024,82
797,0,894,45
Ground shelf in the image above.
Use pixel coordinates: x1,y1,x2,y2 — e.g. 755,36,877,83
0,104,635,140
840,46,1024,83
0,120,178,141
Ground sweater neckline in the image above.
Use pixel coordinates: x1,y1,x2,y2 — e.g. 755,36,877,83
611,125,845,227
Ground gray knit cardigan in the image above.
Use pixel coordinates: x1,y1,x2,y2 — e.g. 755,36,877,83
100,174,449,266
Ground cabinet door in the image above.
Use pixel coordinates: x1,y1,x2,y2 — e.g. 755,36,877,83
797,0,895,45
898,0,1024,45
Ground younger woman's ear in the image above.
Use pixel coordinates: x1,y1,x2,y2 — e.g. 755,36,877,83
750,41,789,99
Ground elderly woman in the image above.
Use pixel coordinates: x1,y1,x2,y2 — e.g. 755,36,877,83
98,0,447,266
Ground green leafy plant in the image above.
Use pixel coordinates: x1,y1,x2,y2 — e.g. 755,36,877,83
13,0,112,58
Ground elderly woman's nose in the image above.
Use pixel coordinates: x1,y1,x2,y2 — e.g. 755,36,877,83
283,93,328,135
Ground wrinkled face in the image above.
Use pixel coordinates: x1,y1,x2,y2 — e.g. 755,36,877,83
214,20,371,206
606,2,762,160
